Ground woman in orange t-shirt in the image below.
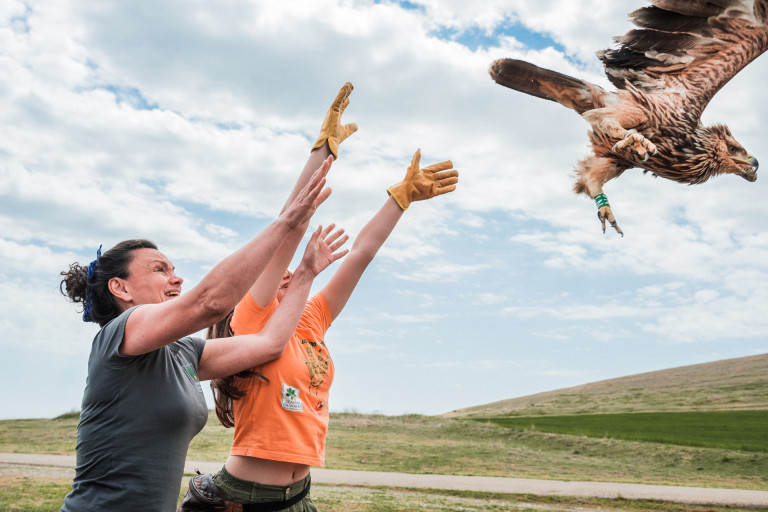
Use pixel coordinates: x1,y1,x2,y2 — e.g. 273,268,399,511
197,149,458,511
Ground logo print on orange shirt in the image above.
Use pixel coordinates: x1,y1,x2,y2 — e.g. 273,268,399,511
299,338,329,395
281,384,302,412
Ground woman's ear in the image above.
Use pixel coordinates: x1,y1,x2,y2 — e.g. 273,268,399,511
108,277,132,303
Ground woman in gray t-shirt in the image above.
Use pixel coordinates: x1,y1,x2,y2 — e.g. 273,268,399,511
58,82,356,512
58,159,348,511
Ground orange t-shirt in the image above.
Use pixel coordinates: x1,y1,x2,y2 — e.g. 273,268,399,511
229,292,334,466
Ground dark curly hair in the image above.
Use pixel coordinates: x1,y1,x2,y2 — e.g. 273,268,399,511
59,239,158,327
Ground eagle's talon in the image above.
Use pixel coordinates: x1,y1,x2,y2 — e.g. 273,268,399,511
613,130,657,162
597,204,623,236
611,129,638,154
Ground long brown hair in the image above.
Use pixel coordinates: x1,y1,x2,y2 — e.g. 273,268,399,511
208,311,268,428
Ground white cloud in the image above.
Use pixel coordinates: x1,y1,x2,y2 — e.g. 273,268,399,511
0,276,96,355
2,0,768,418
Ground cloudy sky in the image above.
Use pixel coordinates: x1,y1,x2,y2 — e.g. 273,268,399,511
2,0,767,420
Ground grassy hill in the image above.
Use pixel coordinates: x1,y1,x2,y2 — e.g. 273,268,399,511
443,353,768,418
4,354,768,497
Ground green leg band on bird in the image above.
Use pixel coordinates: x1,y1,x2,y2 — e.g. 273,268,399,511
594,194,609,209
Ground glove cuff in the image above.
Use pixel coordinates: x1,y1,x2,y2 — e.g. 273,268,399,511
387,184,410,211
311,136,339,159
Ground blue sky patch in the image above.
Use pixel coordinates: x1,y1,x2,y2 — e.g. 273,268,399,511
397,0,421,10
373,1,563,53
433,21,565,53
372,0,424,12
215,121,245,131
373,0,423,10
99,85,158,110
10,5,32,34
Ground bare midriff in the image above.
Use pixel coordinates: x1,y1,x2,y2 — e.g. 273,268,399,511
224,455,310,486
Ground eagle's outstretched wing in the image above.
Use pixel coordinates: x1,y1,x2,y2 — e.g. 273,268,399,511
599,0,768,117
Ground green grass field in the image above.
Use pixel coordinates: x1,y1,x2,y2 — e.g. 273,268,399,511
3,411,768,490
6,477,768,512
3,411,768,510
4,354,768,509
475,410,768,452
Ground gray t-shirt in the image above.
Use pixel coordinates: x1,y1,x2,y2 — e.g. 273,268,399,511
62,306,208,512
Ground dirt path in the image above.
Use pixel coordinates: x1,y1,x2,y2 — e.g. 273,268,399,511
3,452,768,507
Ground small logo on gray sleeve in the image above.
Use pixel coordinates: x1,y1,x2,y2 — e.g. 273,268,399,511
182,363,203,392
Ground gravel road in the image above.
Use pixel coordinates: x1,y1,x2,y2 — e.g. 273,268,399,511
3,452,768,507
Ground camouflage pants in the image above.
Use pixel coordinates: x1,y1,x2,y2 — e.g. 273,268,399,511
177,465,315,512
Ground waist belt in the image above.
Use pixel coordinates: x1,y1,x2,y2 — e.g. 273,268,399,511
242,477,311,512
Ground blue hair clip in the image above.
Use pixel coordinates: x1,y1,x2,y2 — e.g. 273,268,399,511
82,245,103,322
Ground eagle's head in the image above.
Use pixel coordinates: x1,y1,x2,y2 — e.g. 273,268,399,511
708,124,758,183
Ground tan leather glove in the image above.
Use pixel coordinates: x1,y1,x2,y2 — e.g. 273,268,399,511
311,82,358,159
387,149,459,210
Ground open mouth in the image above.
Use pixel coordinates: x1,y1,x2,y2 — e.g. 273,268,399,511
741,168,758,182
165,291,180,298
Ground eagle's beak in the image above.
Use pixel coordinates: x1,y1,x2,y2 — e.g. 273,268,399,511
734,154,758,182
748,155,759,171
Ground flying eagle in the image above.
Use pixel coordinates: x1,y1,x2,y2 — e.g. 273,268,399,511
490,0,765,235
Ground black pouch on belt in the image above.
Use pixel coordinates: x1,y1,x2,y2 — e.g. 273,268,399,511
177,471,236,512
178,471,311,512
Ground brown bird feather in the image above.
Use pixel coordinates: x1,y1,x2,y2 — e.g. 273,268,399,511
489,0,766,235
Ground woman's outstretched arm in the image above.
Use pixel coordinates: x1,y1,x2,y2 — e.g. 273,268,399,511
248,83,356,308
321,150,458,321
198,224,348,381
119,164,333,357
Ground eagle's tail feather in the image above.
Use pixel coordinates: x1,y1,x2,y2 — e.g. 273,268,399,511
489,58,603,114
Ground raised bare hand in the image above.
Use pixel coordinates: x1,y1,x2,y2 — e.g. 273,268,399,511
280,156,334,231
300,224,349,277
